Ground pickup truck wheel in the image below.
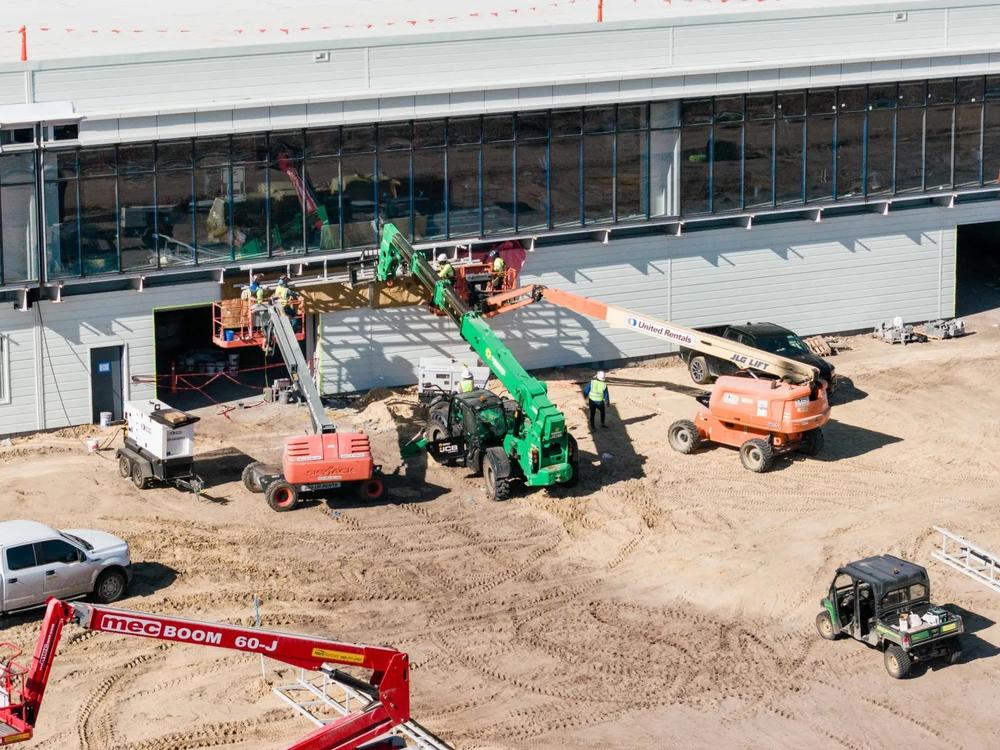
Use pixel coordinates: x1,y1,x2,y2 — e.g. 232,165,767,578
265,481,298,512
884,644,911,679
688,356,714,385
739,439,774,473
484,449,511,502
117,455,132,479
798,428,825,456
131,461,150,489
668,420,701,454
242,462,263,493
815,611,839,640
94,569,127,604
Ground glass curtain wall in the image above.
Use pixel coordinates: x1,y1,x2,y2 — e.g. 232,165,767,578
0,153,38,284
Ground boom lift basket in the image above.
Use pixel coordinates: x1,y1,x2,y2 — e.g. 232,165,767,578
212,297,306,349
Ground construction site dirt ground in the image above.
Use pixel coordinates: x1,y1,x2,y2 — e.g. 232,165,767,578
3,305,1000,750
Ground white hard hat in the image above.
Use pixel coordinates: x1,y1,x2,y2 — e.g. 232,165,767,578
437,253,448,262
597,371,606,381
461,368,473,379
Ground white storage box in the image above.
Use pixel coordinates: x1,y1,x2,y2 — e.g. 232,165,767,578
125,400,200,461
417,358,490,400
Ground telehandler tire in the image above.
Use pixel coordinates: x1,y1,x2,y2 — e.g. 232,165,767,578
815,611,839,640
484,447,512,502
798,428,825,456
668,420,701,454
265,481,298,512
739,439,774,473
242,462,263,493
884,644,911,679
688,356,714,385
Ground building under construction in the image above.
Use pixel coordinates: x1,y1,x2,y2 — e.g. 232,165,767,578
1,0,1000,434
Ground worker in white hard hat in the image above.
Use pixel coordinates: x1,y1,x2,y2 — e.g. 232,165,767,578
460,367,475,393
583,370,610,430
487,249,506,291
437,253,455,283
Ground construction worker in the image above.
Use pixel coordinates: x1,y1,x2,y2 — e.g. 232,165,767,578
460,367,475,393
437,253,455,283
488,250,506,291
273,276,301,331
583,370,610,430
243,274,264,304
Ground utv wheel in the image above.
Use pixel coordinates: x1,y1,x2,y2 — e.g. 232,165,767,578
131,461,150,489
117,455,132,479
884,644,911,679
948,640,964,665
484,449,511,502
798,428,825,456
356,477,386,502
265,481,298,512
94,569,127,604
815,611,839,641
688,356,714,385
668,420,701,454
242,462,263,493
739,439,774,473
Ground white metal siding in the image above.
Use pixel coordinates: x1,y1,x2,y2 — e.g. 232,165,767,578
317,203,994,395
0,306,39,435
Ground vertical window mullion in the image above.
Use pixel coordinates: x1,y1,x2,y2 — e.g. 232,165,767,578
831,115,838,200
645,122,652,220
770,120,777,208
920,107,927,193
979,102,986,187
890,108,897,195
408,149,415,242
861,110,869,196
373,146,380,245
800,119,808,203
545,125,552,230
706,126,713,214
579,135,585,225
511,137,518,231
114,170,121,272
74,175,82,276
612,127,619,220
738,122,746,211
949,105,956,188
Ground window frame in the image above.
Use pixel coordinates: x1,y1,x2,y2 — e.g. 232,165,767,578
0,333,8,404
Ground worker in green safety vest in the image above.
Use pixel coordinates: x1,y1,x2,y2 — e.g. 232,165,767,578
583,370,610,430
487,250,506,290
460,367,474,393
437,253,455,283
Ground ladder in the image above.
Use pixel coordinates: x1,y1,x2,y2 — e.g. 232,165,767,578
931,526,1000,594
273,668,453,750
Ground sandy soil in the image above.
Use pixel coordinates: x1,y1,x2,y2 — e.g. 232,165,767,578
2,306,1000,750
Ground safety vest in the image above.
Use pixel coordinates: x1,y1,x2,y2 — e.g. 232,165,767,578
438,263,454,281
274,285,291,302
588,379,607,402
460,377,474,393
493,257,506,274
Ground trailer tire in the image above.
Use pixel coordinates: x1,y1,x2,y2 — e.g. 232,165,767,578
798,428,825,456
356,477,386,502
131,461,150,489
668,420,701,454
739,439,774,473
484,447,511,502
118,455,132,479
688,356,714,385
242,462,263,493
815,611,839,640
265,481,298,512
94,569,127,604
884,644,911,679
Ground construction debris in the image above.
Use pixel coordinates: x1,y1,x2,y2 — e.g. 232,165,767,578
803,336,838,357
921,318,967,339
872,317,923,345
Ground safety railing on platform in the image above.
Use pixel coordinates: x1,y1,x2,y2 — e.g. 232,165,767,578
931,526,1000,594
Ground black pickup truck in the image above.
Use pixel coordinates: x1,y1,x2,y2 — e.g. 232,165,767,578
679,322,835,387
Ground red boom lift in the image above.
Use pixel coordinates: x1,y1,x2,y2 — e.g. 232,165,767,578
0,599,418,749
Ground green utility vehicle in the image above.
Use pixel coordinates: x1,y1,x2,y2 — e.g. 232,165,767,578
816,555,964,678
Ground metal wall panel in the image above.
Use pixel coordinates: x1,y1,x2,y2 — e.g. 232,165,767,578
0,306,39,436
317,203,994,395
30,283,219,432
0,73,24,106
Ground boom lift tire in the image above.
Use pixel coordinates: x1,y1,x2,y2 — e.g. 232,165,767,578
131,461,150,490
266,481,298,512
117,455,132,479
668,420,701,454
93,569,127,604
798,428,825,456
242,462,263,493
815,611,839,640
884,644,911,679
739,439,774,473
483,447,512,502
688,356,714,385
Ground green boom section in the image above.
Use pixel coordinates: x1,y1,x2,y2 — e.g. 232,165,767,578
376,223,573,487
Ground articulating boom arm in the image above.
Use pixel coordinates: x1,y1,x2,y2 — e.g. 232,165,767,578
0,599,410,750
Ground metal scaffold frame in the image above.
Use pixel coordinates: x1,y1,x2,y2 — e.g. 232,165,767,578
931,526,1000,594
273,668,452,750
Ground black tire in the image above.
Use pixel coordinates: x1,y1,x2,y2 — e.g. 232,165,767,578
265,481,298,512
884,644,911,679
563,435,580,488
815,611,839,640
688,356,714,385
242,462,263,493
668,420,701,454
93,569,127,604
117,455,132,479
798,428,825,456
948,639,963,665
131,460,150,489
356,476,386,502
739,439,774,473
484,448,511,502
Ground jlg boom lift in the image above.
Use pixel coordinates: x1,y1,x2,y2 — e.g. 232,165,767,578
354,223,576,501
0,598,448,749
478,283,831,473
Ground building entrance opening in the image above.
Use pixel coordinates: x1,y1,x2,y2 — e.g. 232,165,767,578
89,345,124,423
154,304,297,409
956,221,1000,316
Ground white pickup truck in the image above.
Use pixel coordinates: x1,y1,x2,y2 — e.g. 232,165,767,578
0,520,132,615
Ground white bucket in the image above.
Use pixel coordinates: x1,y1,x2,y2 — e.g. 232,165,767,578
85,438,99,453
99,411,112,427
